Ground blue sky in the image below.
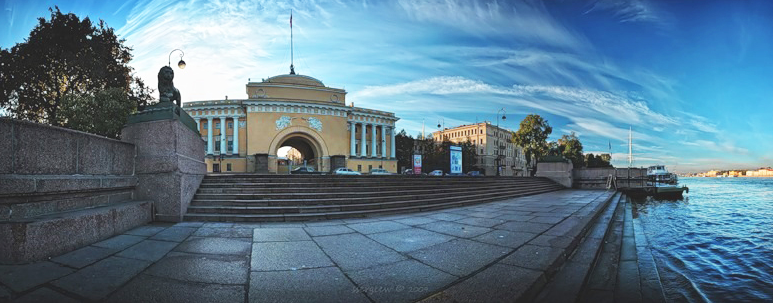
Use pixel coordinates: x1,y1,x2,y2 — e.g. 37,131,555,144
2,0,772,173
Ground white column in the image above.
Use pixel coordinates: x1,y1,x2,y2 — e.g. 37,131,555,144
360,123,367,157
195,118,201,132
390,126,396,158
381,125,386,158
371,124,377,158
349,121,356,156
206,117,214,155
232,116,239,155
220,116,227,154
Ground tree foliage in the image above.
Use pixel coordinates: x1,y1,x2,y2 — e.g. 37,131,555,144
59,88,136,139
512,114,552,174
557,132,584,167
395,129,414,172
585,153,613,168
0,7,153,137
394,133,478,174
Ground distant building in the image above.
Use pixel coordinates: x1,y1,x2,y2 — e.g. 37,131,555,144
183,72,399,174
746,168,773,177
431,122,528,176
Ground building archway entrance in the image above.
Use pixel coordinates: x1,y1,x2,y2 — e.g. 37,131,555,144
274,133,323,174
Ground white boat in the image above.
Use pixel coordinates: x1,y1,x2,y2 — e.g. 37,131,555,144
647,165,678,185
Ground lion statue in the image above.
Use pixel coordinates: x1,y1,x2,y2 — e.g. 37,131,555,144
158,66,181,107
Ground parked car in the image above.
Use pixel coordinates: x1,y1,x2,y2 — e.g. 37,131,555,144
402,169,414,175
369,168,391,175
334,168,361,175
291,166,316,174
428,170,444,176
467,171,483,177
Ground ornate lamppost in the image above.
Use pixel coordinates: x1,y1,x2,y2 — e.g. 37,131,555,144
496,108,506,176
169,49,186,69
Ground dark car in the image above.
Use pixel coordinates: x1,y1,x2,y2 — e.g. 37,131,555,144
467,171,483,177
291,167,316,174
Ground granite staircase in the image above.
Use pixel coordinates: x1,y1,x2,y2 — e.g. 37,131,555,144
531,193,667,303
183,175,565,222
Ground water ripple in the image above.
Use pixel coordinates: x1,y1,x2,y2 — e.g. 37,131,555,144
635,178,773,302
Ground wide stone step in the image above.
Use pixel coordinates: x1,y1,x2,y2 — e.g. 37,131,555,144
186,186,563,214
533,192,624,302
192,182,555,199
201,174,534,180
0,200,152,264
199,176,543,183
189,184,564,206
198,179,543,187
183,187,564,222
577,192,628,302
195,180,551,192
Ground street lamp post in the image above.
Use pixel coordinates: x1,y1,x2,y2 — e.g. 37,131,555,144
436,118,445,141
168,49,186,69
496,108,506,176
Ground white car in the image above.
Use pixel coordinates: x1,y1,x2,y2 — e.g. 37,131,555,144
334,168,362,175
369,168,391,175
429,170,444,176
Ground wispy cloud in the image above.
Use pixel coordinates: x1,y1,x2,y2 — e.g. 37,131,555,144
584,0,672,29
396,0,588,50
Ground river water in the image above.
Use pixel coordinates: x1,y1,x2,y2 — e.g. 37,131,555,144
632,177,773,302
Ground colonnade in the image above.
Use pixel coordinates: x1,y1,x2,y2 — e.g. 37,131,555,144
348,122,396,158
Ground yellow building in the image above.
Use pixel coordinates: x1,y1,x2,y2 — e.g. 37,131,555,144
431,122,528,176
746,168,773,177
183,73,399,174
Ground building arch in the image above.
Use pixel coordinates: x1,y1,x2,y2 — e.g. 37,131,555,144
268,126,330,172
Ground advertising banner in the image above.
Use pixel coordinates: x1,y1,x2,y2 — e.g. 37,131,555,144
413,155,422,174
450,146,462,174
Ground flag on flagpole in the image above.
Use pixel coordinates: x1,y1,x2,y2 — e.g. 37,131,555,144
608,141,611,150
290,12,292,28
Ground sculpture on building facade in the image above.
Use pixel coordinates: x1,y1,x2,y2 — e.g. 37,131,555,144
158,66,181,107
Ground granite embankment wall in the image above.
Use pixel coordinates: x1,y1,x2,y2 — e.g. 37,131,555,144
573,167,647,189
0,118,151,263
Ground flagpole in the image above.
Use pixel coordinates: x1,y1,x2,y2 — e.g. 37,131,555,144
290,10,295,74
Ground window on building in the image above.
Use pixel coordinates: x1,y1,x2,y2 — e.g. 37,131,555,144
379,165,383,169
226,163,232,171
215,122,220,129
357,165,362,172
228,122,233,129
214,136,221,152
227,136,234,151
366,145,369,154
480,148,484,154
368,165,372,171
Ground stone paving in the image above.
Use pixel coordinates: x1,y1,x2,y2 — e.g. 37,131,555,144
0,190,613,303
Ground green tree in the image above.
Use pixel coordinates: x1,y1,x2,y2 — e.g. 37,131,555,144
460,139,478,173
58,88,136,139
0,7,153,134
547,141,561,156
598,153,612,166
585,153,612,168
395,129,414,172
557,132,584,167
512,114,552,175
